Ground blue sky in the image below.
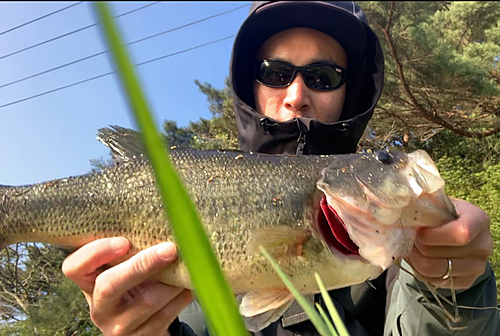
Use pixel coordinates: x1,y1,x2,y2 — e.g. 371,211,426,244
0,1,251,185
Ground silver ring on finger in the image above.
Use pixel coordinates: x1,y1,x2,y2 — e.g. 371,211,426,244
441,258,453,280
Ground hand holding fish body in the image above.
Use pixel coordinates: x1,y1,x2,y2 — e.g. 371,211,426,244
0,126,459,330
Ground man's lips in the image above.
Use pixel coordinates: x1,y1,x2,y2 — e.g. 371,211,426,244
318,196,359,255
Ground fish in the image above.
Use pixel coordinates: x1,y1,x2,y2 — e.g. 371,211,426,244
0,125,458,331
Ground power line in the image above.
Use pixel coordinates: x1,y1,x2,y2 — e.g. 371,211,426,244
129,4,249,45
0,3,250,90
0,2,160,62
0,51,106,90
135,35,234,67
0,2,84,36
0,35,235,110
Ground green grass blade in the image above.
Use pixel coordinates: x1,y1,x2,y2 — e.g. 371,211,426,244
315,273,350,336
315,303,339,336
93,3,248,335
259,246,330,336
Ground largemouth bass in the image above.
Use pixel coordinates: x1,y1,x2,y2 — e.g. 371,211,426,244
0,126,457,330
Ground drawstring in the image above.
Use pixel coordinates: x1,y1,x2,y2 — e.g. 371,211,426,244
295,118,307,155
296,132,306,155
259,117,278,132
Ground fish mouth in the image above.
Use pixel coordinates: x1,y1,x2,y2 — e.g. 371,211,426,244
316,196,360,257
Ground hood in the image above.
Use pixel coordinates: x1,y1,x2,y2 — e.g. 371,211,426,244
229,1,384,155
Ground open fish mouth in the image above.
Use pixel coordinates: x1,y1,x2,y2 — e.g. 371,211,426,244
316,150,458,270
315,195,360,256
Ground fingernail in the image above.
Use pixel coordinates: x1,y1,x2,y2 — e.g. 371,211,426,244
157,242,177,261
110,237,129,252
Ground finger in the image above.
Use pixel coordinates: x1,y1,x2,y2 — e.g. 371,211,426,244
62,237,130,293
116,282,186,334
425,266,487,290
425,276,476,290
407,246,466,279
134,289,194,335
127,279,159,299
416,199,489,247
92,242,177,314
414,230,492,259
407,248,486,282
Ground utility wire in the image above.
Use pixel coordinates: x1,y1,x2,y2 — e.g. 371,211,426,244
0,3,249,90
0,35,235,110
0,51,106,90
135,35,234,67
129,3,249,46
0,2,160,62
0,2,84,36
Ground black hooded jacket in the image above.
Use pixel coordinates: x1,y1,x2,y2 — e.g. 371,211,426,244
231,1,385,155
230,4,388,329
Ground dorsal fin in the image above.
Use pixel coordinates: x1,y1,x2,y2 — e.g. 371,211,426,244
97,125,147,163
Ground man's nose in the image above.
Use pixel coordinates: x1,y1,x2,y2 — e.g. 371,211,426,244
283,74,311,112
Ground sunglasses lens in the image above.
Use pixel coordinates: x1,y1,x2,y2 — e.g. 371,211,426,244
256,61,295,87
255,61,346,90
303,65,344,90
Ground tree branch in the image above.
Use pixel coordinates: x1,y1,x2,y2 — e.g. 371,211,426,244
378,5,500,138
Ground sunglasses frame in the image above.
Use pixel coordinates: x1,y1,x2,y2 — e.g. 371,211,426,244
254,59,347,91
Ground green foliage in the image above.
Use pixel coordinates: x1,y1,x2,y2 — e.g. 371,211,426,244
0,244,63,322
418,2,500,94
438,158,500,297
423,131,500,297
360,1,500,145
162,78,239,150
89,156,115,172
191,78,239,149
162,120,195,148
422,130,500,165
25,278,101,336
0,244,100,336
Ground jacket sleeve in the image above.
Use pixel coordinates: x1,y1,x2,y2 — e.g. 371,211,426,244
168,300,211,336
168,317,199,336
384,260,499,336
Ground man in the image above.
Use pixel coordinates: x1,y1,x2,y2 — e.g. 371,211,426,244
63,1,499,335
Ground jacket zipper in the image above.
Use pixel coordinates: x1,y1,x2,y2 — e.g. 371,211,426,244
296,132,306,155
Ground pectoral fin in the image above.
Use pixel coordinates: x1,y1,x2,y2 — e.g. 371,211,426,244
246,226,310,258
239,289,294,332
239,289,293,316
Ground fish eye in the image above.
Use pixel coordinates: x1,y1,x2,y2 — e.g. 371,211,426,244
377,151,394,165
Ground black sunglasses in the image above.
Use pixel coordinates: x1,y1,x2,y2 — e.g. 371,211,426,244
254,60,347,91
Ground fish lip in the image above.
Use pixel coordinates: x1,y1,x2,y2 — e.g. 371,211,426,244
311,193,364,259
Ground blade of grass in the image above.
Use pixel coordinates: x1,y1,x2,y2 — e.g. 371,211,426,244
259,246,330,336
315,273,350,336
93,3,248,335
315,303,339,336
